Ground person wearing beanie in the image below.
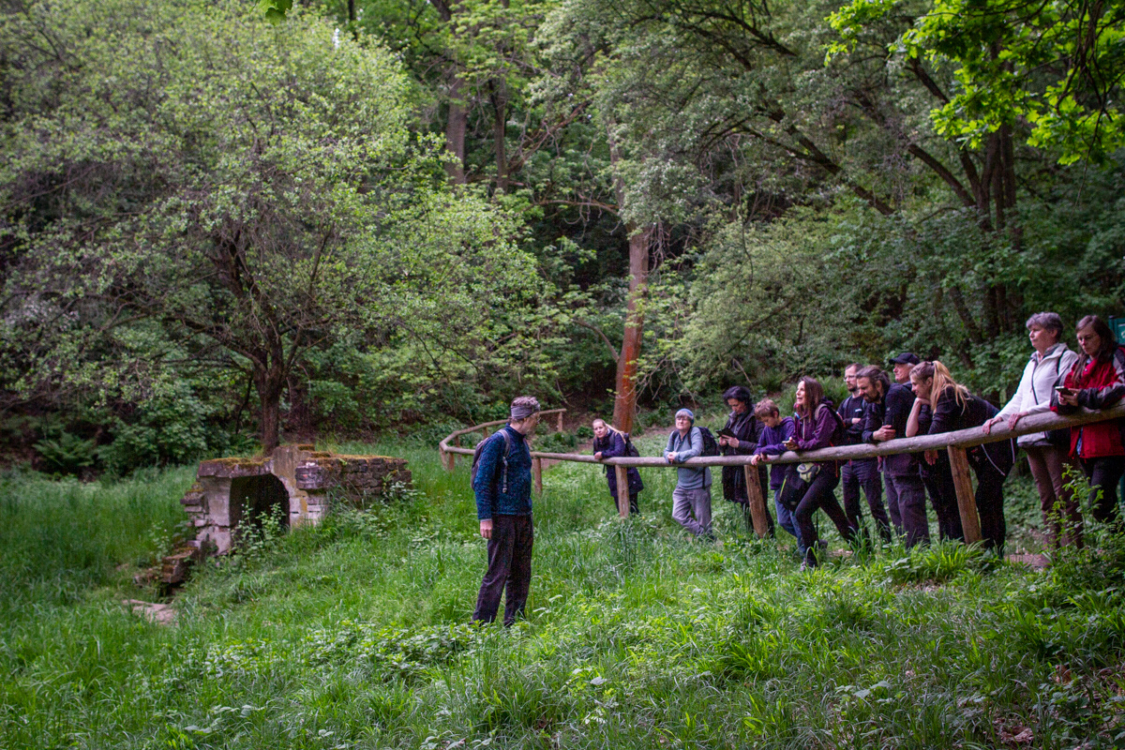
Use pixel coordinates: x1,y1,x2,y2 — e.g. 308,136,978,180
472,395,540,626
665,407,713,538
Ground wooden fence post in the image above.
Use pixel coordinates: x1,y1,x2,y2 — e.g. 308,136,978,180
557,412,565,432
743,465,769,538
947,446,981,544
615,465,630,518
533,457,543,495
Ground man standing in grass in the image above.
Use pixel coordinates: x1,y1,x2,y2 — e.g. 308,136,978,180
665,408,713,539
472,396,540,626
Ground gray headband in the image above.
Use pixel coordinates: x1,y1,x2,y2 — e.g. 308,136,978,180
511,403,540,421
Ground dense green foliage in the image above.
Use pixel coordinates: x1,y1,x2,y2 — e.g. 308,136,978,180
2,0,1124,470
4,440,1125,747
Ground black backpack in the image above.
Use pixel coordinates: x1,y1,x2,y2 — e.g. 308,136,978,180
470,431,512,494
623,433,640,458
698,427,721,457
669,427,720,457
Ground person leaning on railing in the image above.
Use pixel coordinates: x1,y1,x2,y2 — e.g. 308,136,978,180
784,377,856,569
717,385,774,534
983,312,1081,548
1052,315,1125,530
592,418,642,515
858,365,929,547
908,361,1015,554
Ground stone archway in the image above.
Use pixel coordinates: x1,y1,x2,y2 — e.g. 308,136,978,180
229,474,290,533
178,445,412,556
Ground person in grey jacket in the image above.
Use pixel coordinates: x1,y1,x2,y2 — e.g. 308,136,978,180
665,408,712,538
984,312,1082,547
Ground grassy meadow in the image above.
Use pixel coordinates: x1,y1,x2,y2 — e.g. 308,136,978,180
2,431,1125,749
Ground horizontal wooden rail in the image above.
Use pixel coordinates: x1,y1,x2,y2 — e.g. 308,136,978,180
439,403,1125,537
438,409,566,473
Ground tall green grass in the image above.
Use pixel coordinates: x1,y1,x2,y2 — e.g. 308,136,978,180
1,442,1123,749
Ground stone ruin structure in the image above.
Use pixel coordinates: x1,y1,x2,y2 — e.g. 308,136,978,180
161,445,411,585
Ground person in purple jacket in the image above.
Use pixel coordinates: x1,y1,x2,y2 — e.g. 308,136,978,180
783,377,857,569
750,399,801,547
592,418,643,514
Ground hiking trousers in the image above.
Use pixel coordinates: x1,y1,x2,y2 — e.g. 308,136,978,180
672,487,712,537
1025,445,1082,547
885,471,929,548
473,514,534,626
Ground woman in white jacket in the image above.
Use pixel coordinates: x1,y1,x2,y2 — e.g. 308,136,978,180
984,312,1081,547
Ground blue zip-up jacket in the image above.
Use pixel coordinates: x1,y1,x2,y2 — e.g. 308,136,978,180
665,426,711,489
755,417,796,490
473,425,533,520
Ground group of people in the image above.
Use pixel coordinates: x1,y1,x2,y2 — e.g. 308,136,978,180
468,313,1123,624
589,313,1125,569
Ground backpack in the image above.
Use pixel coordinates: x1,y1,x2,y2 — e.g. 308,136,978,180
698,427,721,457
470,430,512,494
799,403,847,448
669,426,720,457
623,433,640,458
822,401,848,447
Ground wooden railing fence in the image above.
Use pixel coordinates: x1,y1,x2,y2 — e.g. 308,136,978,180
440,404,1125,543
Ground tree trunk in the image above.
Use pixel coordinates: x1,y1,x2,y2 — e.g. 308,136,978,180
445,74,468,185
490,81,508,193
612,223,652,434
254,363,287,453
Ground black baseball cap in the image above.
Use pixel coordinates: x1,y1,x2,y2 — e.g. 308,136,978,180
888,352,920,366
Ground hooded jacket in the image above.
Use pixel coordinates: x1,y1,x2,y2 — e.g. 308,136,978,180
1052,347,1125,459
995,343,1079,447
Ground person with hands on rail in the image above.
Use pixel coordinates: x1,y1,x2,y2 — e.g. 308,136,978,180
717,385,773,533
665,408,714,539
983,312,1081,547
1052,315,1125,528
858,365,930,547
784,377,856,569
592,418,643,515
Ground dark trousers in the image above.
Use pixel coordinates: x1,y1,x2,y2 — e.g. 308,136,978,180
1081,456,1125,528
841,459,891,542
885,471,929,547
971,455,1008,552
794,469,854,565
473,514,534,626
922,459,963,543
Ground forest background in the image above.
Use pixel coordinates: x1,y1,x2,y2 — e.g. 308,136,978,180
2,0,1124,473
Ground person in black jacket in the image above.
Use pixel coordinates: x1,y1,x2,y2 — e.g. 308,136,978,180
592,419,643,514
838,364,891,542
857,365,930,547
717,385,774,533
908,361,1015,552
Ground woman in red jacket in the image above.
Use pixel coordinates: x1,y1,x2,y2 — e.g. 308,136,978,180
1054,315,1125,527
